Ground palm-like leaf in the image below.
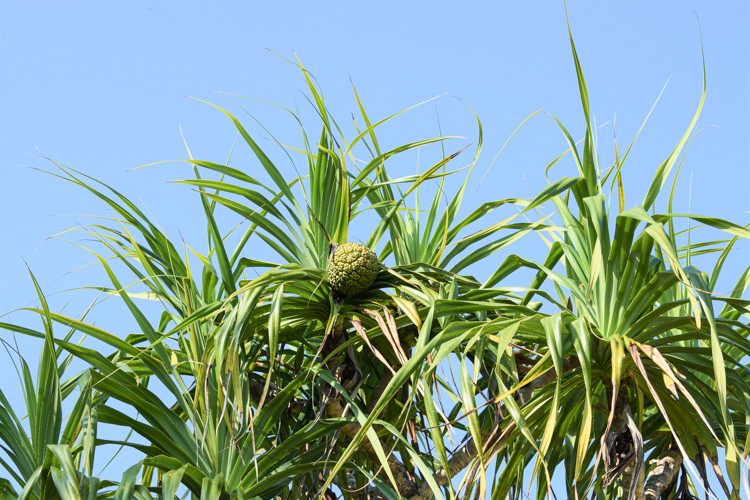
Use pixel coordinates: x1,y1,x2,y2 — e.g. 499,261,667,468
1,20,747,500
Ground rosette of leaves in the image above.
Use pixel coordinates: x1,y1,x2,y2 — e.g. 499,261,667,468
424,25,750,500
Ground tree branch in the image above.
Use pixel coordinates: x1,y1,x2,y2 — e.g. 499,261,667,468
408,355,580,500
326,392,417,497
643,451,682,500
323,325,417,497
248,380,305,413
250,326,415,498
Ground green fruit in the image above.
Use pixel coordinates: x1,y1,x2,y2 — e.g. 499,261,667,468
399,280,439,311
327,242,379,296
396,280,441,345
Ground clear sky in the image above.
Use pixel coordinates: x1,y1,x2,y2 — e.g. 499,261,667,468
1,1,749,497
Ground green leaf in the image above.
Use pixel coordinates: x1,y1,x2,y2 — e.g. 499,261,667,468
25,269,62,467
114,461,142,500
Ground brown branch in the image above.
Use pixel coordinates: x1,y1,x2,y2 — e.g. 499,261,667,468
248,325,412,498
367,371,394,414
643,451,682,500
621,465,645,500
616,404,645,500
326,391,418,497
331,472,390,500
249,373,412,496
408,355,580,500
517,356,579,405
249,380,305,413
322,324,417,497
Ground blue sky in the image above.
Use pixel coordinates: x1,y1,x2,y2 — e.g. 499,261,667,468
1,1,748,497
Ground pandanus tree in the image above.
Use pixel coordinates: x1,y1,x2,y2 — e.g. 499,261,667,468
1,17,748,500
459,29,750,500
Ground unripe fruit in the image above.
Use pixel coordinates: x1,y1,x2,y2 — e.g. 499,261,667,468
327,242,379,296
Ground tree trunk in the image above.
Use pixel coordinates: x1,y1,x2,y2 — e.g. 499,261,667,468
643,451,682,500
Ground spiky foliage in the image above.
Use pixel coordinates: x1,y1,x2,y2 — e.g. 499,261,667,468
1,18,748,500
